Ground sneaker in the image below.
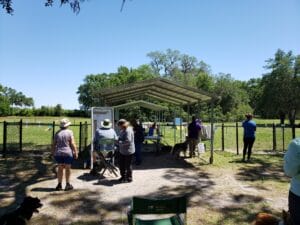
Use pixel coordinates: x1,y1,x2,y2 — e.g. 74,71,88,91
127,178,133,183
55,183,62,191
65,183,74,191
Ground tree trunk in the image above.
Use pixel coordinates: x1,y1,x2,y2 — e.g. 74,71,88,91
288,109,296,125
279,113,285,125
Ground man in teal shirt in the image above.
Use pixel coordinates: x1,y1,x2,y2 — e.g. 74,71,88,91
242,113,256,162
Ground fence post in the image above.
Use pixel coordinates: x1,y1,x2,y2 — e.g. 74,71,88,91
292,124,295,139
3,121,7,157
79,122,82,153
19,119,23,152
84,121,88,150
221,123,225,151
272,123,276,151
236,122,239,155
282,124,285,151
52,121,55,146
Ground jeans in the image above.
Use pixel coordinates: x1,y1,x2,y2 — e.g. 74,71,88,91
119,153,133,180
134,142,142,164
243,137,255,160
289,191,300,225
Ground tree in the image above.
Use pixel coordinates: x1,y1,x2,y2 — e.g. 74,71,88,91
213,73,252,120
243,78,263,115
259,49,299,124
1,0,126,14
77,65,158,109
0,84,34,115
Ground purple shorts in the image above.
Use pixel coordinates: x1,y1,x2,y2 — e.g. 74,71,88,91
54,155,74,165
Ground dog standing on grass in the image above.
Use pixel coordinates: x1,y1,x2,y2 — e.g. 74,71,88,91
0,196,42,225
252,211,291,225
171,140,188,159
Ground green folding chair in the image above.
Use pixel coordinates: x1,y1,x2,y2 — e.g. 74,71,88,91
128,196,187,225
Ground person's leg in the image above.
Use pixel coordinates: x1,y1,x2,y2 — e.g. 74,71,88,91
289,191,300,225
118,154,126,181
56,164,64,190
243,138,249,161
125,154,133,182
188,138,193,157
65,164,71,184
134,142,142,165
247,138,255,160
190,139,196,157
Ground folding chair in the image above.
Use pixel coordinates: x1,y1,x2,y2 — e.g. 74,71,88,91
93,138,119,177
128,196,187,225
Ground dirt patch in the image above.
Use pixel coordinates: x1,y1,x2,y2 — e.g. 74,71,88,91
0,151,289,225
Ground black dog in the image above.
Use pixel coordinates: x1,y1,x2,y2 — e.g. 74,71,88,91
0,196,43,225
171,141,188,159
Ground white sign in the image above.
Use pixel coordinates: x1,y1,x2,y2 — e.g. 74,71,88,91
90,107,114,168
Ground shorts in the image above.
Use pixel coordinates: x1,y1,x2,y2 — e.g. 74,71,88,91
54,155,74,165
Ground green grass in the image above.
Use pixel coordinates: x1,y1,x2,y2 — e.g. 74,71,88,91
1,117,300,153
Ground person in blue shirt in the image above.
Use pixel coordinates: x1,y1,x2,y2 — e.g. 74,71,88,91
90,119,118,175
188,116,201,158
242,113,256,162
284,138,300,225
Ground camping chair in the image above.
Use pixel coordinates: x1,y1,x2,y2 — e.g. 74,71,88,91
127,196,187,225
93,138,119,177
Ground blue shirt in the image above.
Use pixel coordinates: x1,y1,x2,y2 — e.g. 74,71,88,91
94,128,117,151
242,119,256,138
188,121,201,139
284,138,300,196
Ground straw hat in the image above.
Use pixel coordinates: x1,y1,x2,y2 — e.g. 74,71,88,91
117,119,129,126
100,119,112,128
60,118,71,128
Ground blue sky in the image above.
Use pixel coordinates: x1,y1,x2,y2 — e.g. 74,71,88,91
1,0,300,109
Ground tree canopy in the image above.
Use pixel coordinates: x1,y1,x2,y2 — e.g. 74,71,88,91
0,84,34,115
1,0,126,14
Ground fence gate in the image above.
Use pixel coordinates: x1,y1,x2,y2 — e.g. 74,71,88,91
79,121,88,153
3,120,22,156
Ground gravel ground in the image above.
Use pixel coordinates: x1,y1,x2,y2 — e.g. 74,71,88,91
0,151,289,225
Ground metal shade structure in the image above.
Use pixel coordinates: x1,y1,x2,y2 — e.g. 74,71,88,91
92,77,215,164
113,100,168,111
94,78,212,106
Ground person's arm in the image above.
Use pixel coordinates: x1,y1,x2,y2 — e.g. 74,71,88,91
284,140,300,177
70,137,78,159
69,131,78,159
51,138,56,156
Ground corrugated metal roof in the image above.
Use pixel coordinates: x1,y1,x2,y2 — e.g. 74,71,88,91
95,78,212,106
113,100,168,111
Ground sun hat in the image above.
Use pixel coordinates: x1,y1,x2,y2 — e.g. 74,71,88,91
117,119,129,126
100,119,112,128
60,118,71,128
245,113,253,119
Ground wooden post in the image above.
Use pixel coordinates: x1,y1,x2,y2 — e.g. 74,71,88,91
84,121,88,150
272,123,276,151
79,122,82,153
3,121,7,157
209,102,214,164
292,124,295,139
236,122,239,155
52,121,55,145
222,123,225,151
282,124,285,151
19,119,22,152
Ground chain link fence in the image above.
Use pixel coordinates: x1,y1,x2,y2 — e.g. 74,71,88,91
1,120,90,157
